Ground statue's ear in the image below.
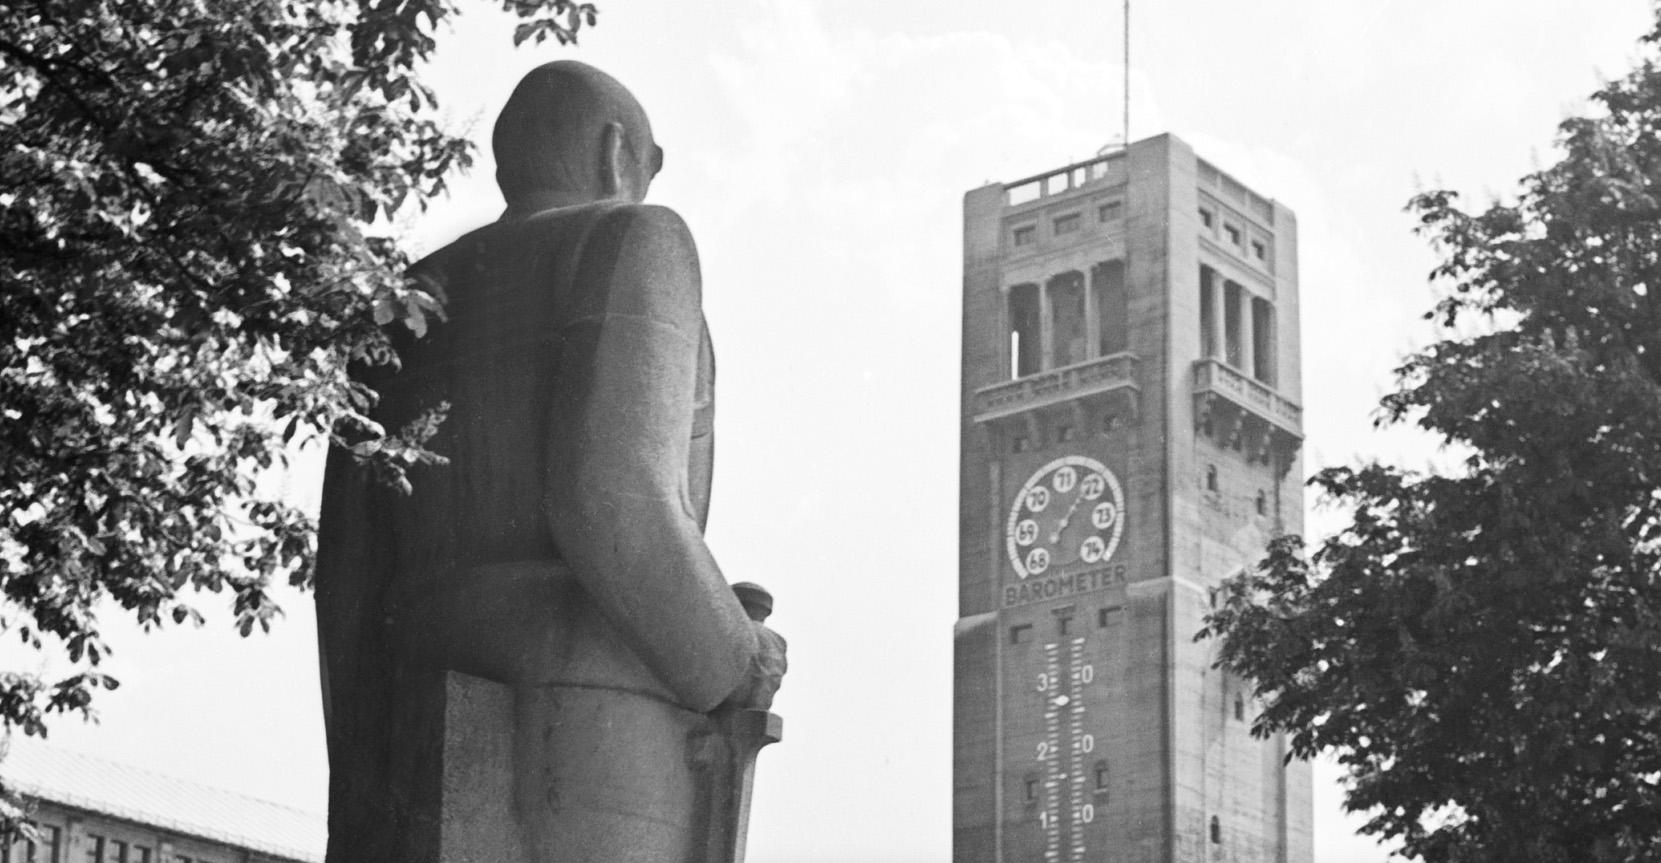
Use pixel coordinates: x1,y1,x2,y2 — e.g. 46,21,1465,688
600,121,626,198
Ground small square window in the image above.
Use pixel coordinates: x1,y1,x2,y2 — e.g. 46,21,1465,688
1057,616,1072,635
1054,213,1081,235
1224,224,1242,246
1010,624,1032,644
1025,777,1040,801
1098,606,1123,627
1251,240,1267,260
1098,201,1123,222
1198,208,1214,229
1012,435,1028,453
1057,424,1074,442
1013,225,1036,246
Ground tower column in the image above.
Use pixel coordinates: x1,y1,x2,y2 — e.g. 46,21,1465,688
1201,268,1223,359
1038,280,1055,372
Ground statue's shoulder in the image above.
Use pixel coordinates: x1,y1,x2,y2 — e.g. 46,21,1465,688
583,203,697,261
572,204,701,305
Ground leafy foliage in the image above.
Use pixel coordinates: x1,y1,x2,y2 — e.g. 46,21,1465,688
1200,17,1661,863
0,0,596,748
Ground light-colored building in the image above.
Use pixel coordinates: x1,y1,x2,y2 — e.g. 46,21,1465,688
955,134,1311,863
1,742,323,863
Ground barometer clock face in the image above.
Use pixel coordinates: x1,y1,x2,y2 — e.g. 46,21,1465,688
1005,455,1125,579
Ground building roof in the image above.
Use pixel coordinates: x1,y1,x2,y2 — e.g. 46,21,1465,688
3,739,325,862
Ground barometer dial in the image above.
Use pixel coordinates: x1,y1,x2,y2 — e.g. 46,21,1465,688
1006,456,1125,579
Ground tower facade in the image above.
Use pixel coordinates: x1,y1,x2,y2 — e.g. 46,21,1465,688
954,134,1312,863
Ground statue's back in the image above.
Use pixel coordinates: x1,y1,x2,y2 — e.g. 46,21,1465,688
316,201,647,858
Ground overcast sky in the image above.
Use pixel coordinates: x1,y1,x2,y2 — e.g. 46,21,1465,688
16,2,1660,861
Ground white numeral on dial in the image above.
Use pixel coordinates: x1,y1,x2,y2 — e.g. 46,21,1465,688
1015,519,1039,546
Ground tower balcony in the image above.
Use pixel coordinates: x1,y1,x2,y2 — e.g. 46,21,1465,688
971,352,1141,426
1192,358,1302,469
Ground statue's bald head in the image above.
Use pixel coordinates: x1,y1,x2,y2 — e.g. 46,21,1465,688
493,61,662,213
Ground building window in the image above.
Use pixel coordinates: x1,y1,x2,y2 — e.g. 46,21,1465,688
1224,223,1242,247
1008,283,1041,379
1094,759,1110,791
1049,271,1087,368
1251,239,1267,260
1101,413,1121,433
1025,776,1040,802
1255,490,1267,516
1198,207,1214,229
1198,265,1217,359
1057,424,1074,443
1057,616,1072,635
1205,464,1218,493
1098,606,1123,627
1054,212,1081,235
1012,435,1029,453
1251,296,1276,385
1210,816,1222,844
1092,259,1128,357
4,824,61,863
1013,225,1036,246
1234,692,1246,721
1010,623,1032,644
1223,280,1243,368
1098,200,1123,222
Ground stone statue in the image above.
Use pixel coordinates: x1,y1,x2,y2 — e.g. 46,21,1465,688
315,61,787,863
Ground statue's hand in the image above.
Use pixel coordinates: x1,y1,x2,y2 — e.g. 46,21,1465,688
721,622,787,711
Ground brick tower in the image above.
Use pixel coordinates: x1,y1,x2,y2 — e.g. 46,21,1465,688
954,134,1312,863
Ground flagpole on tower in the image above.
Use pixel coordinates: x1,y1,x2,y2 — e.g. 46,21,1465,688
1122,0,1131,147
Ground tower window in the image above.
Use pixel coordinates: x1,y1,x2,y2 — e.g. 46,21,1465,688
1025,778,1039,802
1224,223,1242,247
1198,207,1214,229
1049,271,1087,368
1008,283,1041,378
1054,213,1081,235
1094,759,1110,791
1198,264,1217,360
1013,225,1036,246
1205,464,1218,493
1202,262,1215,356
1098,606,1123,627
1251,296,1276,385
1057,616,1071,635
1057,424,1074,443
1093,259,1128,357
1010,624,1032,644
1252,239,1267,260
1234,692,1245,721
1210,816,1222,844
1098,200,1123,222
1255,490,1267,516
1223,280,1243,369
1012,435,1029,453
